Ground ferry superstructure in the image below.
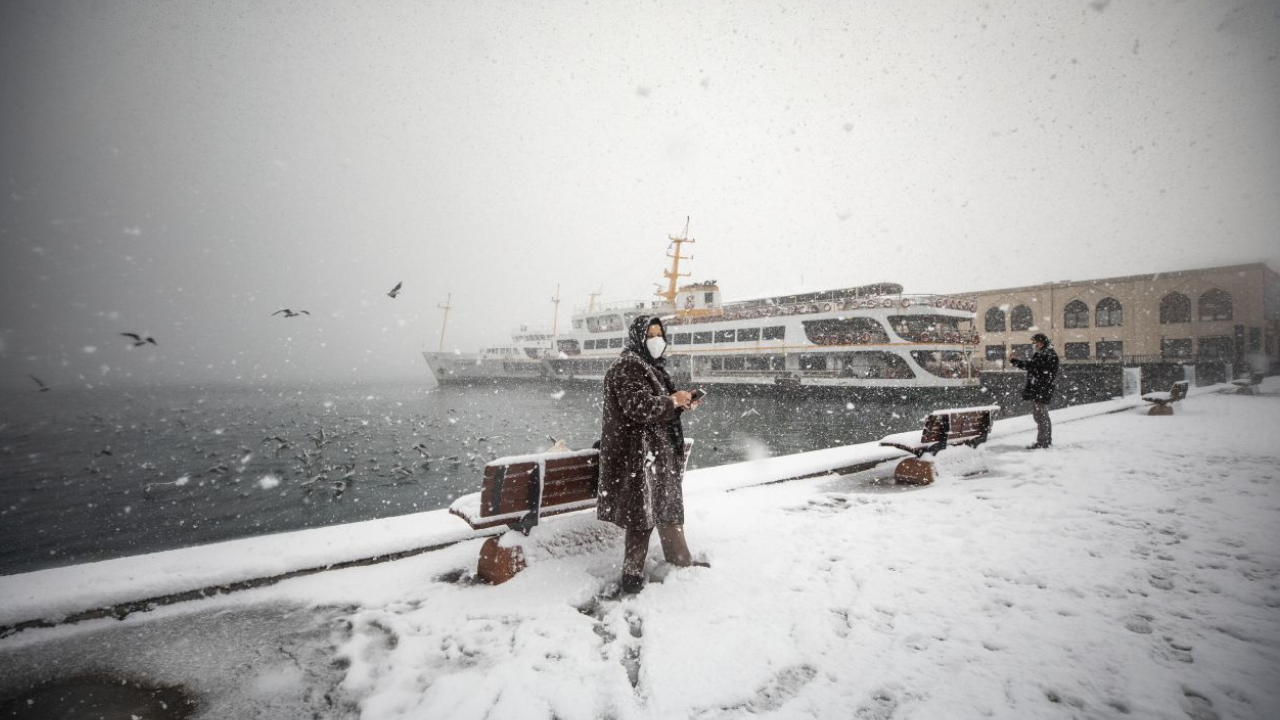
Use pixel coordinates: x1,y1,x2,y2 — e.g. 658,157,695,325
425,223,981,392
550,286,980,391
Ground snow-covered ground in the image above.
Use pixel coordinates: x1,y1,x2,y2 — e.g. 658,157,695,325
2,380,1277,719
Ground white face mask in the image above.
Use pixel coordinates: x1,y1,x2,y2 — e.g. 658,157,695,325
645,336,667,359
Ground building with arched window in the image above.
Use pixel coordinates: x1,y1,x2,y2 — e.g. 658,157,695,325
963,263,1279,372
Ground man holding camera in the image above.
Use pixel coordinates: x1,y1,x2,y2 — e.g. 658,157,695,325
1010,333,1059,449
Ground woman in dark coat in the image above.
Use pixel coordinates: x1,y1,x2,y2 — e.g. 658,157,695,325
597,315,703,593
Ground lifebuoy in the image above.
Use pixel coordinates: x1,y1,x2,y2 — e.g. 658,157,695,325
934,299,945,308
900,298,912,308
882,299,893,308
822,302,832,312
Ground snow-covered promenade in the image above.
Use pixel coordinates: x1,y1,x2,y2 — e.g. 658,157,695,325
1,380,1277,719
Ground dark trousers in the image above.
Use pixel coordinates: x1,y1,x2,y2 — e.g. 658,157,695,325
1032,402,1052,447
623,525,692,576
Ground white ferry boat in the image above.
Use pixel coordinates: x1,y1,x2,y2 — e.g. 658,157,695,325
425,224,981,393
424,324,555,383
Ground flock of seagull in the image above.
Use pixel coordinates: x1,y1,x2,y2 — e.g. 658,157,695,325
24,281,405,393
7,274,577,508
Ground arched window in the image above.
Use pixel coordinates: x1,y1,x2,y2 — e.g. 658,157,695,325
1095,297,1122,327
1198,289,1232,321
1010,305,1034,331
1063,300,1089,329
984,307,1007,332
1160,292,1190,324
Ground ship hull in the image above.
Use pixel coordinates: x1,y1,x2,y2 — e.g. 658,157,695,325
423,352,551,384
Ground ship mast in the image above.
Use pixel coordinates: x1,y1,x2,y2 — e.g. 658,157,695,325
658,216,694,307
436,293,451,352
550,284,561,338
587,287,602,313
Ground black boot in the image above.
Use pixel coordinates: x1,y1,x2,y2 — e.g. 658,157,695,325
620,573,646,594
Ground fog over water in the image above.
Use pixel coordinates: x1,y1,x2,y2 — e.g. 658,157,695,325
1,1,1278,388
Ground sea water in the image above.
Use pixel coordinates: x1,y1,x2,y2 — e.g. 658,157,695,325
0,378,945,575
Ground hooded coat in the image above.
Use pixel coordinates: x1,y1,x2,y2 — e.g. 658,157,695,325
596,315,687,530
1010,342,1059,404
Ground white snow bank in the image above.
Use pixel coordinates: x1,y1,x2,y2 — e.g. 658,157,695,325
0,382,1236,629
1,380,1276,720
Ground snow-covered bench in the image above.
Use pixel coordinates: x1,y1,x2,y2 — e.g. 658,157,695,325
450,440,693,584
1231,374,1264,395
1142,380,1189,415
878,405,999,485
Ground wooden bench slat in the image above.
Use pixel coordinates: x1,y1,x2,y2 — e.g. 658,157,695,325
452,440,694,533
881,406,998,458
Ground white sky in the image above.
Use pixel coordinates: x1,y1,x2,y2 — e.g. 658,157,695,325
1,0,1278,386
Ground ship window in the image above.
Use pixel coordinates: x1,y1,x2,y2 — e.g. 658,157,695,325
710,357,723,370
803,318,889,345
723,356,745,371
908,351,973,379
736,328,760,342
715,330,736,343
672,332,691,345
1063,342,1089,359
762,325,785,340
745,356,769,371
985,345,1004,361
586,314,624,333
771,355,786,371
693,331,713,344
583,340,596,350
609,337,624,348
704,292,715,303
833,351,915,379
886,315,962,343
1011,343,1033,360
799,354,828,371
557,339,579,356
1162,339,1192,358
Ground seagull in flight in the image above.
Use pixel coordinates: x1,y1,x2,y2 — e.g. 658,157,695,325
387,281,403,299
272,309,310,318
120,332,157,347
28,374,50,392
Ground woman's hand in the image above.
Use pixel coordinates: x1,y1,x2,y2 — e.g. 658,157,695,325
671,390,693,409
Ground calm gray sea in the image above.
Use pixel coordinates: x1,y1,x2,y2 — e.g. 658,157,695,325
0,378,957,575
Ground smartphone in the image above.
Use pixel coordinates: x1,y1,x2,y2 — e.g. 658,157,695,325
690,388,707,402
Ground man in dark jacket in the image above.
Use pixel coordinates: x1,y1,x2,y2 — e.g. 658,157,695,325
1010,333,1059,449
598,315,703,593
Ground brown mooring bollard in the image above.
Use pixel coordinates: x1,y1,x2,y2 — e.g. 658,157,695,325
893,457,935,486
477,535,526,584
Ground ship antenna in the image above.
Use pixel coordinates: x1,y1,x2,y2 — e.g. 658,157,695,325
659,216,694,307
436,293,452,352
587,286,603,313
550,284,561,338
